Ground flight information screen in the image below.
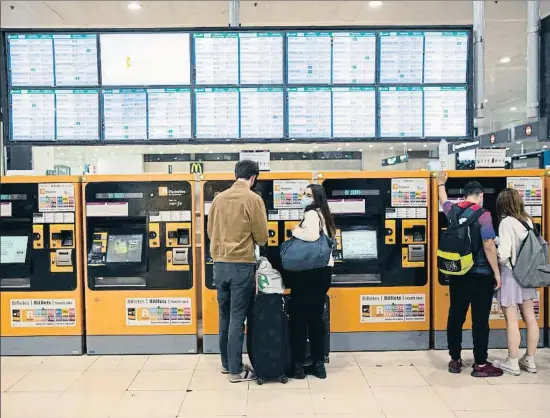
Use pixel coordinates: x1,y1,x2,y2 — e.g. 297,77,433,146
147,88,192,139
424,31,468,83
332,87,376,138
10,89,55,140
287,32,331,84
332,32,376,84
103,89,147,140
53,34,98,86
56,90,99,140
100,33,190,86
424,86,467,137
379,32,424,83
195,88,239,138
288,87,331,138
239,32,284,84
240,88,284,138
194,33,239,85
379,87,423,137
8,34,54,87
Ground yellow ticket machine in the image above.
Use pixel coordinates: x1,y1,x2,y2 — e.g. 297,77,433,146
0,176,83,355
83,175,197,354
432,170,546,350
320,171,431,350
201,172,313,353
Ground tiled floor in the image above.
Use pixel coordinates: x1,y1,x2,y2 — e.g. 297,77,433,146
1,349,550,418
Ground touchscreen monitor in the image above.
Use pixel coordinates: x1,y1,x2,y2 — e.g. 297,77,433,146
106,234,144,263
341,230,378,260
0,236,29,264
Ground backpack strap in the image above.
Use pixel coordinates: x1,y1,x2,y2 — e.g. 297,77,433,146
514,217,539,237
463,208,485,226
450,202,478,226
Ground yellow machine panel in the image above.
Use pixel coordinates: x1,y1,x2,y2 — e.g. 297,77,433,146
320,171,431,351
0,176,84,356
431,170,546,350
201,172,313,353
82,174,197,355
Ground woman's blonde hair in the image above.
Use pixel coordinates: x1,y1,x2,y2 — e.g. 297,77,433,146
496,188,530,223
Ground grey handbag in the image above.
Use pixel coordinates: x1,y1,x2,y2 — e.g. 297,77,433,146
511,218,550,288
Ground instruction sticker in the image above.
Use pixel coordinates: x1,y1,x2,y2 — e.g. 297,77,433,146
126,297,192,326
506,177,543,205
360,294,425,323
38,183,75,212
490,292,540,320
273,180,309,209
391,179,428,207
0,202,12,217
10,299,77,328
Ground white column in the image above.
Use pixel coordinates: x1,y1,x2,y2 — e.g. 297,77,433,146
527,0,540,120
473,1,485,121
229,0,240,27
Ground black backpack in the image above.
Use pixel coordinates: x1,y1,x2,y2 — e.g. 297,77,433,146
437,203,484,276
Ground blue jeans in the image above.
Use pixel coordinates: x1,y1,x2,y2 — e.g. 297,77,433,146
214,262,255,374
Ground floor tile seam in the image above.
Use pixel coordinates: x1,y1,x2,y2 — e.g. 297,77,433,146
490,381,548,408
174,367,196,417
2,369,32,392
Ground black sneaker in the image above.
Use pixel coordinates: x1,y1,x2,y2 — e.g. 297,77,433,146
448,359,463,374
471,362,503,378
291,363,306,380
307,361,327,379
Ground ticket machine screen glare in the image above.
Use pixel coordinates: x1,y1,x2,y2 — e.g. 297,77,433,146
341,230,378,260
0,236,29,264
106,234,143,263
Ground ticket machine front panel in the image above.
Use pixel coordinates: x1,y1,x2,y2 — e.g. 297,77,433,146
0,178,83,356
83,178,196,355
322,174,430,351
202,174,312,353
432,171,545,350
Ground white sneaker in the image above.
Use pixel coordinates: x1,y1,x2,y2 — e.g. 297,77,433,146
229,364,256,383
493,358,520,376
518,355,537,374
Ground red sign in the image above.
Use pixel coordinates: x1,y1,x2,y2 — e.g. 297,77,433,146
490,134,496,144
525,125,533,136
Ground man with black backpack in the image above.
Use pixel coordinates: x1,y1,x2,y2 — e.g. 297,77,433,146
437,172,503,378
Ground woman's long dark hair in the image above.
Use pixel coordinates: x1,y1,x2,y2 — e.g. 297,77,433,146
304,184,336,238
496,188,531,224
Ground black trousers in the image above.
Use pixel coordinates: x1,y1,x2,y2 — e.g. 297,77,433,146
447,271,495,365
288,267,331,364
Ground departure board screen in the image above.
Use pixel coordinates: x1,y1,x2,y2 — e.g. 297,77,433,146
240,88,284,138
424,86,467,137
332,32,376,84
53,34,98,86
288,87,331,138
103,89,147,140
8,34,54,87
379,32,424,84
100,33,190,86
195,88,239,138
287,32,331,84
424,31,468,83
239,32,283,84
56,90,99,140
147,88,192,139
333,87,376,138
10,89,55,140
194,33,239,85
379,87,423,137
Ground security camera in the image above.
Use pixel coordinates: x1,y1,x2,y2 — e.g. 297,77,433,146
10,5,15,10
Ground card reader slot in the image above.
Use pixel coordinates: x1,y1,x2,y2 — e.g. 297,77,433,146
331,274,382,285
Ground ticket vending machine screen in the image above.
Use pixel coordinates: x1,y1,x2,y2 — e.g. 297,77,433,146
341,230,378,261
106,234,144,264
0,236,29,264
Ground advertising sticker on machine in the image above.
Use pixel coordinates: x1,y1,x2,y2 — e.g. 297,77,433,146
10,299,77,328
360,294,425,323
391,178,428,207
273,180,309,209
38,183,75,212
506,177,543,205
126,297,192,326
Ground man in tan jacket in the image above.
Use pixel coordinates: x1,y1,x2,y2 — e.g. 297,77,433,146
207,160,268,382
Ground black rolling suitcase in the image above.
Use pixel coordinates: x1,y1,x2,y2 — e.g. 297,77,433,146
247,293,292,385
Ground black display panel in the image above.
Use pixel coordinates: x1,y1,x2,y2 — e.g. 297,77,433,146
2,26,473,144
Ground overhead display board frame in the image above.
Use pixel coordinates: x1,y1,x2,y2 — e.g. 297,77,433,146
1,26,473,146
